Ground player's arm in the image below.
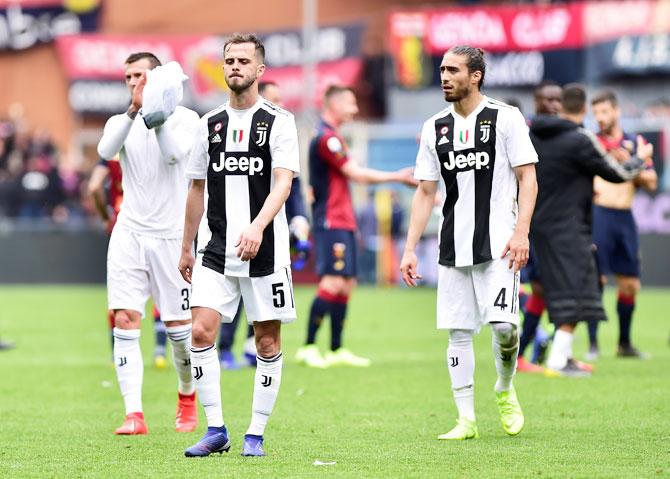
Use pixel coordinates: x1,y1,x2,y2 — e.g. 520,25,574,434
154,109,199,164
179,179,205,284
97,74,145,159
635,168,658,192
88,162,110,222
501,164,537,272
577,129,649,183
236,167,293,262
400,179,438,287
341,160,417,187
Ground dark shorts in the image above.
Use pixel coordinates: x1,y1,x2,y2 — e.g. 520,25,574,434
593,205,640,278
520,246,541,284
314,228,357,278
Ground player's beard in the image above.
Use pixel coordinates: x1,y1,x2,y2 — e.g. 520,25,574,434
443,84,469,103
226,74,256,93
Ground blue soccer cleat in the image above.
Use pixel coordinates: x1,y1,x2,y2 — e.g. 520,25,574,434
241,434,266,457
219,351,240,370
184,426,231,457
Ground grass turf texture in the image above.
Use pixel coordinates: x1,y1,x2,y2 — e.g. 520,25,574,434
0,286,669,478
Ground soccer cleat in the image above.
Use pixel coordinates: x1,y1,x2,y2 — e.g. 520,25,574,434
295,345,328,368
184,426,231,457
175,392,198,433
495,387,524,436
219,350,240,370
324,348,371,367
517,356,546,374
573,359,594,373
547,359,592,378
0,339,15,351
154,354,167,369
617,344,650,359
583,345,599,362
438,417,479,440
243,351,257,367
241,434,266,456
114,412,148,435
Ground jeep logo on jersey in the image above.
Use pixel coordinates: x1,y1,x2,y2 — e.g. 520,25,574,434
212,153,264,175
443,150,490,172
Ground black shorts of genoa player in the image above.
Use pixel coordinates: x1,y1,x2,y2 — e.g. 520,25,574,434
520,246,541,284
314,228,357,277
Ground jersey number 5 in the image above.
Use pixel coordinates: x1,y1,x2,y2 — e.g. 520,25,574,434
271,283,285,308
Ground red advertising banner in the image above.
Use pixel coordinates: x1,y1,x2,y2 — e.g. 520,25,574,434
56,32,363,113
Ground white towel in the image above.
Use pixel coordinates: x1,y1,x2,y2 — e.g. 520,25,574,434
141,61,189,129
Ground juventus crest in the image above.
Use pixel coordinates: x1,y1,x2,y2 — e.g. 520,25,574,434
479,121,491,143
255,121,269,147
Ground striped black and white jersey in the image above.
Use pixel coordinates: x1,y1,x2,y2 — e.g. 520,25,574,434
186,97,300,277
415,96,538,268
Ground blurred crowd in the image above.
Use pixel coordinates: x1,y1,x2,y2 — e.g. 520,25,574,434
0,104,90,224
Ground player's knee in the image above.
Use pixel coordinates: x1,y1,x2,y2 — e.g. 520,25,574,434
492,322,518,346
255,333,279,358
191,321,213,345
448,329,473,348
114,310,138,329
619,279,640,297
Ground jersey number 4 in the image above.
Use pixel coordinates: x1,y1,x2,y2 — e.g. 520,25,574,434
494,288,508,311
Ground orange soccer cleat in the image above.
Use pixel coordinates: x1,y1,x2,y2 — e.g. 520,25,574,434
176,392,198,433
517,356,546,374
114,412,148,435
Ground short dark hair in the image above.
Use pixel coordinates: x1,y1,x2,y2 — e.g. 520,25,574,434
258,81,278,95
561,83,587,115
591,90,618,107
534,79,560,98
124,52,161,68
447,45,486,88
223,32,265,62
324,85,354,101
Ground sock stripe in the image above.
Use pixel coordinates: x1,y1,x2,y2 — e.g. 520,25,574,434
168,332,191,342
257,351,283,363
191,344,215,353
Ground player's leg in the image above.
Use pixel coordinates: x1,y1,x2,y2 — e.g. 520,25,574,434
241,267,296,456
479,260,524,436
436,265,479,440
518,280,546,372
243,322,257,367
147,237,196,432
218,302,243,369
184,262,240,456
153,306,167,368
107,227,150,435
615,275,643,357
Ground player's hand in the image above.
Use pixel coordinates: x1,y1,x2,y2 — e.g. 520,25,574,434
178,250,195,284
636,135,653,162
397,167,419,187
610,147,631,163
501,231,529,272
400,249,422,287
236,222,263,261
129,72,146,113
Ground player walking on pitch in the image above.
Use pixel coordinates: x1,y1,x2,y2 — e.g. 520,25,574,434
97,52,200,435
179,33,299,457
400,46,538,440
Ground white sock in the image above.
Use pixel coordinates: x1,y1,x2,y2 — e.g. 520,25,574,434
246,352,283,436
191,344,223,427
166,324,194,395
546,329,573,370
113,328,143,414
447,330,475,421
491,322,519,393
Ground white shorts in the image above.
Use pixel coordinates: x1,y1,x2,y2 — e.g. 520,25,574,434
437,258,520,331
107,226,191,321
191,258,296,324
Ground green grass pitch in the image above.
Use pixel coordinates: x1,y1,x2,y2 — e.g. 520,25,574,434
0,285,669,478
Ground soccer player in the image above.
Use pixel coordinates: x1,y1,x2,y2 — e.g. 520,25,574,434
294,85,415,368
401,46,538,440
179,33,299,457
216,80,310,370
517,80,563,374
88,157,169,368
590,91,657,359
529,84,649,376
97,52,200,435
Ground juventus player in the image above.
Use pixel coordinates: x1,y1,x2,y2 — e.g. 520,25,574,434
97,52,200,435
179,33,299,458
400,46,538,440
